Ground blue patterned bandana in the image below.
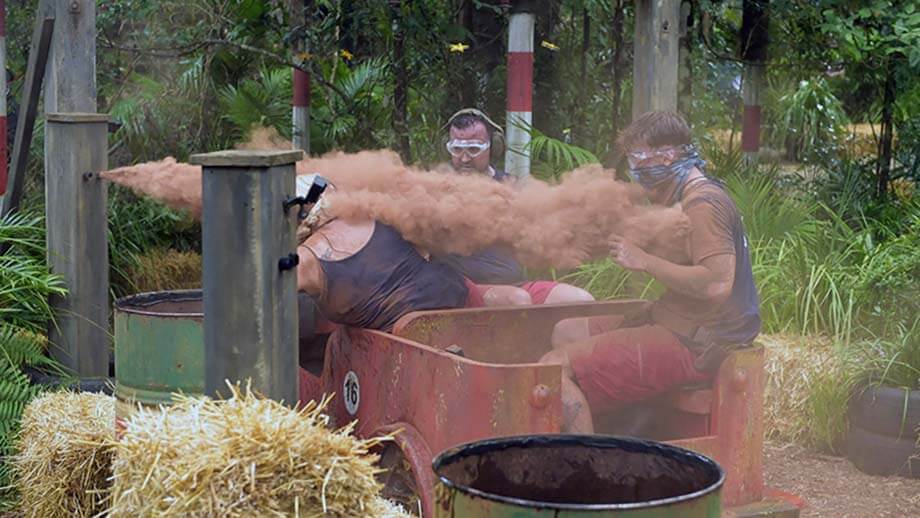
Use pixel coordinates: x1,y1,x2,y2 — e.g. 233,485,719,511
628,145,706,197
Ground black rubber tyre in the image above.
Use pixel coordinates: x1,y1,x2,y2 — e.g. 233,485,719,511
848,385,920,438
23,367,114,395
846,424,920,478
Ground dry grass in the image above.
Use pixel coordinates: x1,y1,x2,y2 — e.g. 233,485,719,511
128,248,202,292
371,497,413,518
108,383,393,517
11,392,115,518
761,334,837,443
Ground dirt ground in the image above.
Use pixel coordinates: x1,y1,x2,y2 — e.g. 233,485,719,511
764,441,920,517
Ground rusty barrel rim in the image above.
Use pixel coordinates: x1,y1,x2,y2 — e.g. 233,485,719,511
432,434,725,511
115,289,204,318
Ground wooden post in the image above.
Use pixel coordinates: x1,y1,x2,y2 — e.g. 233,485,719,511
632,0,681,120
190,149,303,404
0,16,53,223
677,0,693,117
40,0,96,113
45,113,109,378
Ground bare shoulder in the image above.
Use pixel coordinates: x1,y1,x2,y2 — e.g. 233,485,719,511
303,219,376,260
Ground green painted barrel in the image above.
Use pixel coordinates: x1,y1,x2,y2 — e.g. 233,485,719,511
114,290,204,426
433,435,723,517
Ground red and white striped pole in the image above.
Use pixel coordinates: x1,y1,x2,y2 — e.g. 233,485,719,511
292,67,310,153
291,0,310,153
504,2,534,177
0,0,7,195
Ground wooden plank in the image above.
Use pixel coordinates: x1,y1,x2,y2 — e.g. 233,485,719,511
0,17,54,225
189,149,303,167
45,114,109,378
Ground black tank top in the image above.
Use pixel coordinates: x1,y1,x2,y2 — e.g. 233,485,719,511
313,222,469,330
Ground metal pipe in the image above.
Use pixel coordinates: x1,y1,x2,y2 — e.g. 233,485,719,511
191,149,303,404
504,2,535,177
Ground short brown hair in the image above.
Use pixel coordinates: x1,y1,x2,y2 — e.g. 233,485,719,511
616,111,692,151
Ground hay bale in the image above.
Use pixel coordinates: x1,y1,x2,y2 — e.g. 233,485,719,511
12,391,115,518
372,497,413,518
109,384,391,517
761,334,836,443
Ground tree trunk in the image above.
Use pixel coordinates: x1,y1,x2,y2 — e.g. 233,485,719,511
876,57,896,201
391,0,410,163
739,0,769,157
609,0,625,146
458,0,476,107
577,6,591,141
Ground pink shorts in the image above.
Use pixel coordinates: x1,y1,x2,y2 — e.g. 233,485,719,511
569,324,710,413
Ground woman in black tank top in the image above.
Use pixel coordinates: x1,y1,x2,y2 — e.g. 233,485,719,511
297,220,469,330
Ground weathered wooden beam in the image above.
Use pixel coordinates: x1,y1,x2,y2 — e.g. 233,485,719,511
41,0,96,113
0,17,54,225
632,0,681,119
191,149,303,404
45,112,109,378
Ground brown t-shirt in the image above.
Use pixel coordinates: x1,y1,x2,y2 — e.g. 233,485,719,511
652,178,761,350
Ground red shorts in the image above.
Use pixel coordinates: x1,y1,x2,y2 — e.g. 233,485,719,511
569,324,710,413
463,278,488,307
464,279,562,307
518,280,559,304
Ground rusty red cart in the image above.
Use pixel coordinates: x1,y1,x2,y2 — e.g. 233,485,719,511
298,300,801,517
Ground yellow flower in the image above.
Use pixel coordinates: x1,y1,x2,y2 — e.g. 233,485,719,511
340,49,354,61
540,40,560,51
449,42,470,53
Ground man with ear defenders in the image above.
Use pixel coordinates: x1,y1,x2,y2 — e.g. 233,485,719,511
435,108,597,347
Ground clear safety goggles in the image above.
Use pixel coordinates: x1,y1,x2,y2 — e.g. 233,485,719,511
626,145,686,168
446,139,491,158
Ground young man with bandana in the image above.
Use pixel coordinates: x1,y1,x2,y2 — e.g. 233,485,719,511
541,111,761,433
437,108,597,346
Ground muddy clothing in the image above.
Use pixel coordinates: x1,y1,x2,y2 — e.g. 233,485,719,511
432,167,526,285
571,177,759,410
311,222,469,330
432,247,525,285
650,177,760,367
570,324,710,413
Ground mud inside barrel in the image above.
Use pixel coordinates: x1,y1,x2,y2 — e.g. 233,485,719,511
115,289,203,316
434,435,723,508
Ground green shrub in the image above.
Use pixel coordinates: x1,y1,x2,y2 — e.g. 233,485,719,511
0,213,67,510
768,77,849,163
